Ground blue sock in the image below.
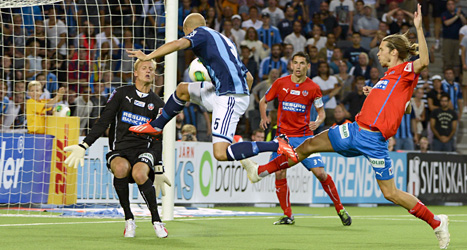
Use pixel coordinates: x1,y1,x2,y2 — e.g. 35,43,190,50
150,93,186,129
226,141,279,161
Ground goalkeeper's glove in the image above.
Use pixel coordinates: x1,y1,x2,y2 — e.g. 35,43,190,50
154,165,172,197
64,142,89,168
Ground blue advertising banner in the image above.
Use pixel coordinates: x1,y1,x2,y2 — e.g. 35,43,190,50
0,133,54,203
311,152,407,204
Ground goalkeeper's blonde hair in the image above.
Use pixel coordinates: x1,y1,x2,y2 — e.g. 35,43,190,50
27,80,42,91
134,59,157,71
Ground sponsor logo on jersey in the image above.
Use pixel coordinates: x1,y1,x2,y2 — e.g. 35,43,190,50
282,88,289,93
121,111,149,126
290,90,300,95
369,158,385,168
282,101,306,113
389,70,395,75
134,100,145,108
138,152,154,166
339,123,350,139
302,90,308,96
186,30,197,39
374,80,389,90
404,62,412,72
125,96,133,103
148,103,155,111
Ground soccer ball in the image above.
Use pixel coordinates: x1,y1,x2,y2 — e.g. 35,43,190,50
53,104,71,117
188,58,211,82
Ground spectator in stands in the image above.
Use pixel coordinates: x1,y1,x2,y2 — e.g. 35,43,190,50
264,109,278,141
75,85,94,135
117,29,143,84
251,69,280,131
181,124,198,141
368,31,385,77
261,0,284,27
205,7,220,31
442,68,464,119
441,0,466,77
242,6,263,30
290,0,309,23
95,20,120,50
259,44,288,80
179,0,193,36
222,19,237,44
353,0,365,33
332,104,351,126
430,93,458,151
419,136,430,153
306,24,327,52
75,20,96,59
39,60,59,95
313,62,339,126
0,82,9,127
281,44,294,63
34,73,51,100
344,32,368,66
381,0,399,23
329,0,354,40
365,67,380,87
257,13,282,49
341,76,366,121
334,60,354,100
12,14,26,52
329,48,352,74
231,15,246,49
240,45,259,88
306,45,320,78
427,75,445,112
412,88,426,145
277,4,296,40
387,137,396,151
319,2,340,37
76,0,101,27
26,81,65,134
388,9,414,35
416,68,432,114
250,128,265,142
284,21,306,54
394,108,416,151
318,33,337,63
355,5,379,50
68,48,90,91
351,52,371,79
90,81,108,128
1,56,14,96
26,20,48,58
44,8,67,59
12,92,26,130
24,40,43,80
241,27,269,64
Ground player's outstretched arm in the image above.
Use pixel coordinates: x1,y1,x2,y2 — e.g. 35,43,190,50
126,38,191,60
413,4,429,74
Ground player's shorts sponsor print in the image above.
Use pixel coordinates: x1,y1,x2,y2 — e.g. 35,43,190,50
339,123,350,139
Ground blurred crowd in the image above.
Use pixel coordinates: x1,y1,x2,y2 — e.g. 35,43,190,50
0,0,466,153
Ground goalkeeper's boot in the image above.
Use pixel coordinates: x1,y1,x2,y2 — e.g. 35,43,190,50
434,214,450,249
338,208,352,226
124,219,136,237
273,215,295,225
129,121,162,137
276,134,299,163
240,158,262,183
153,221,168,238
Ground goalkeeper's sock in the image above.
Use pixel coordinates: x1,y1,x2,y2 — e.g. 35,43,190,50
275,178,292,218
150,92,186,129
113,177,134,220
138,179,161,223
226,141,279,161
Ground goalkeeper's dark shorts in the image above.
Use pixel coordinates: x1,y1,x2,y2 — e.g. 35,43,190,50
106,149,162,183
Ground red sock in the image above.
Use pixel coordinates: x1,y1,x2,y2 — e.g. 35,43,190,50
275,178,292,218
320,175,344,212
409,201,441,229
258,154,290,177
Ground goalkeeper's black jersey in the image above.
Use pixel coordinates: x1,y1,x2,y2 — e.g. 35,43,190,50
83,84,165,151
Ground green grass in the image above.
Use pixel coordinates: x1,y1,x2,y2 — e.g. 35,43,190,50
1,206,466,250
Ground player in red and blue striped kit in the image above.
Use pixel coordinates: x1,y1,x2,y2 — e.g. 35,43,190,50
241,5,450,249
254,51,351,226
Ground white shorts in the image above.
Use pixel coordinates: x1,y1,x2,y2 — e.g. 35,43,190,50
188,81,249,143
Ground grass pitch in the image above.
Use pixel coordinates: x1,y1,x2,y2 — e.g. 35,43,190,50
1,205,466,250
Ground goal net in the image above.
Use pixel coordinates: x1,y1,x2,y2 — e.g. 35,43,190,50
0,0,170,217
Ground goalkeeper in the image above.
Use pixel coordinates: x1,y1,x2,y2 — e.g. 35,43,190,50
64,60,170,238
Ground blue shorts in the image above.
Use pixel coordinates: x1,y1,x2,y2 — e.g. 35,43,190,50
327,122,394,180
270,135,324,170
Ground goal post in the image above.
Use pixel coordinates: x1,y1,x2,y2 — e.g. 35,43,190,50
0,0,177,218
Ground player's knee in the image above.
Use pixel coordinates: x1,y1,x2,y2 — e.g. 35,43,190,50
131,171,148,185
111,162,131,178
213,150,228,161
382,189,398,204
313,169,327,182
175,82,190,101
275,169,286,179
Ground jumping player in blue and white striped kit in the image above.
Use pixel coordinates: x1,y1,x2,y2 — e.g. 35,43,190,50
127,13,297,163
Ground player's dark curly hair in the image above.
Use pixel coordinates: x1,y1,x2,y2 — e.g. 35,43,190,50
382,32,419,61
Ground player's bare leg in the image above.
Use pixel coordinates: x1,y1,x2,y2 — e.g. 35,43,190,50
111,157,135,237
378,179,449,249
133,162,167,238
311,167,351,226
